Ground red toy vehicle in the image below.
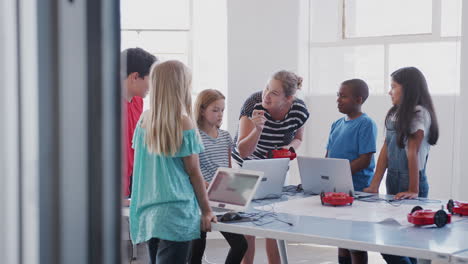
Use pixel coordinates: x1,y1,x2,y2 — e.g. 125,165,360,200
266,147,297,160
447,199,468,216
320,191,354,206
407,206,451,227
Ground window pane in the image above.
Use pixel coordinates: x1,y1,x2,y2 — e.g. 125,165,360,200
309,46,384,95
310,0,341,43
120,31,139,51
345,0,432,38
121,0,190,30
389,42,460,94
154,54,188,65
121,31,189,64
441,0,462,37
137,31,188,54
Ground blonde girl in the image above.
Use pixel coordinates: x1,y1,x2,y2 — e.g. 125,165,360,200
129,60,216,264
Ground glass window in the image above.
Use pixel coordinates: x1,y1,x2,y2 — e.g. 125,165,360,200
309,45,384,95
344,0,432,38
120,0,190,30
441,0,462,37
388,42,460,95
310,0,341,43
121,31,189,64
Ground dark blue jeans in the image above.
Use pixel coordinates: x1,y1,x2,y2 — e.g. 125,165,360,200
189,231,247,264
382,254,417,264
147,238,190,264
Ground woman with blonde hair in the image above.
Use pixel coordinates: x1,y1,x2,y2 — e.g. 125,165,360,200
232,70,310,264
129,60,216,264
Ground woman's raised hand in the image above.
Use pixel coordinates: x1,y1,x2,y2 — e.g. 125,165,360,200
251,109,267,131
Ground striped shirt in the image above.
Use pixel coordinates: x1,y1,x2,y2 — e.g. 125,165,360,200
199,129,233,182
232,91,310,166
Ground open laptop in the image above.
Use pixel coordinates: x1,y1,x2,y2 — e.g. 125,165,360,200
242,158,290,199
297,156,373,198
207,167,263,215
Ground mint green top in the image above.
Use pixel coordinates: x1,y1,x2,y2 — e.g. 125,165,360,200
129,122,204,243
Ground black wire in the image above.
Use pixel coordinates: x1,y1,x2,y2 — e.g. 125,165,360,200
356,196,444,207
251,185,304,202
417,198,442,204
252,194,282,201
355,196,404,206
240,205,294,226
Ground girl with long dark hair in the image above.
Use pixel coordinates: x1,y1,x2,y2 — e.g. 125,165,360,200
364,66,439,264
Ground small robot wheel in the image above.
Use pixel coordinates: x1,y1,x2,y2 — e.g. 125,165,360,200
447,199,454,213
434,210,449,228
267,151,273,159
411,206,423,214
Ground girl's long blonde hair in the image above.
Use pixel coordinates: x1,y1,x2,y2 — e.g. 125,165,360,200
144,60,193,155
194,89,225,128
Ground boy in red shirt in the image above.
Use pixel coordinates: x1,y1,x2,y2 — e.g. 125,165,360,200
122,48,157,197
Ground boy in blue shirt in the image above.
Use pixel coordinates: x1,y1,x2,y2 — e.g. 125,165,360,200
326,79,377,264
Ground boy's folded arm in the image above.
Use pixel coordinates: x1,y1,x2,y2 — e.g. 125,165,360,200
350,153,373,174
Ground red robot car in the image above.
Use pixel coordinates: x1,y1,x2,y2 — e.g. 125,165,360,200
447,199,468,216
266,147,297,160
320,191,354,206
407,206,451,228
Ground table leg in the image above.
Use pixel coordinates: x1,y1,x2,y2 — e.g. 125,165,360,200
132,243,137,260
277,240,288,264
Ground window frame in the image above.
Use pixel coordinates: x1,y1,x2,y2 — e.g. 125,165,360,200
308,0,461,95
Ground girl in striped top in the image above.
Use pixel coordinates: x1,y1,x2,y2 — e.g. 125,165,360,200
189,89,248,264
232,70,309,264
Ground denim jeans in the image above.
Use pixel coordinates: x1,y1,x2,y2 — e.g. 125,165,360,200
147,238,190,264
382,254,418,264
189,231,247,264
386,169,429,198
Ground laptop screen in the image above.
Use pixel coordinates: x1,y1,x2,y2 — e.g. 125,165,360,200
208,170,260,206
297,156,354,195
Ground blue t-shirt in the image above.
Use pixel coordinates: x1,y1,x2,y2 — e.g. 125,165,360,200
326,113,377,191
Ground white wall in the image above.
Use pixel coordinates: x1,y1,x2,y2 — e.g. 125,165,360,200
227,0,300,135
456,1,468,201
192,0,228,96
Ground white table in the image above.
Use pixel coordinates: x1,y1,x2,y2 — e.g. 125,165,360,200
452,250,468,264
212,194,468,264
449,219,468,263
